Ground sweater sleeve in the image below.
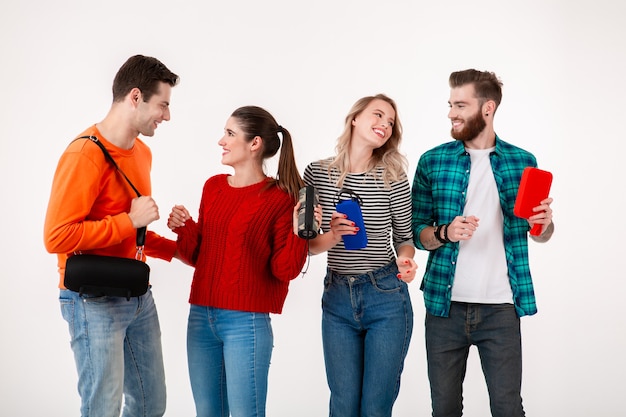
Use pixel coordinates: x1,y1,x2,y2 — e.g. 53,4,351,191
269,193,308,282
44,143,136,254
145,231,177,261
174,219,200,266
173,179,209,266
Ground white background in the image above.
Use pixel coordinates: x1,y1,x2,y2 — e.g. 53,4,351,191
1,0,624,415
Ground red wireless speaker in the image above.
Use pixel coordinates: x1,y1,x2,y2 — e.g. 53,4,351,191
514,167,553,236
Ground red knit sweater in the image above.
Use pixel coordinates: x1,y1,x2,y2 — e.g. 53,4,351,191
175,174,308,314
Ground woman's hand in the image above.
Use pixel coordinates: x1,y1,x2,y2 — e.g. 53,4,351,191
293,202,324,236
168,205,191,230
396,256,417,283
313,205,323,231
328,211,359,244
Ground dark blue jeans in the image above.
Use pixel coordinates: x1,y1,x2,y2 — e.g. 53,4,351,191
425,302,525,417
322,262,413,417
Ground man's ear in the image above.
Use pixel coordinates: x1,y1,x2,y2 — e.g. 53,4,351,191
484,100,496,116
129,87,142,108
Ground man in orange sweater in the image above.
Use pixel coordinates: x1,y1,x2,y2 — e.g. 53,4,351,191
44,55,180,417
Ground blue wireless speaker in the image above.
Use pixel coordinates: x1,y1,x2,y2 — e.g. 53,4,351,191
336,196,367,250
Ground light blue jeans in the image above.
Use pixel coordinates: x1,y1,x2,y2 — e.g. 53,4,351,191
187,305,273,417
59,288,166,417
322,261,413,417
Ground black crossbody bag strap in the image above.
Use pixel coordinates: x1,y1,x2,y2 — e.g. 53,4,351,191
77,135,147,250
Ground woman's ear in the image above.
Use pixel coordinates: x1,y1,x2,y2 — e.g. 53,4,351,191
250,136,263,152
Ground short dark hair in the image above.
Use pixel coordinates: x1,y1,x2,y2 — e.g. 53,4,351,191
449,69,503,109
112,55,179,103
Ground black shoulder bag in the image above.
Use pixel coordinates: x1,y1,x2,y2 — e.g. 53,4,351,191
64,136,150,300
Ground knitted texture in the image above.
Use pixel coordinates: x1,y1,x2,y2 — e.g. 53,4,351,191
176,175,308,314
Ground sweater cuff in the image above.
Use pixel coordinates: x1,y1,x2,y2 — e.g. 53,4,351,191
145,232,177,261
116,213,137,241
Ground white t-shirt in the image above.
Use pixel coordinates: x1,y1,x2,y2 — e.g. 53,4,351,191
451,147,513,304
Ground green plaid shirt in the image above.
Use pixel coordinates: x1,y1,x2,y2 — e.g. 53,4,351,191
411,136,539,317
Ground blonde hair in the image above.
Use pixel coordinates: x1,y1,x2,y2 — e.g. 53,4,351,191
327,94,407,188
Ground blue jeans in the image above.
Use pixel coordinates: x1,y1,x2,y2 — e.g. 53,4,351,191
425,302,524,417
322,261,413,417
59,288,166,417
187,305,273,417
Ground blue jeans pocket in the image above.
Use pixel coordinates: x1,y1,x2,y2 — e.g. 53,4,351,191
371,273,402,293
323,273,332,292
59,293,75,338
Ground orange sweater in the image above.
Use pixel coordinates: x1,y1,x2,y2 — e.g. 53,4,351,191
44,125,176,288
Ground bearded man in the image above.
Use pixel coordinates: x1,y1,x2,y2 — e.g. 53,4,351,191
411,69,555,417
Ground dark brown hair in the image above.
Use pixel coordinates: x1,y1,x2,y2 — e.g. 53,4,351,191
112,55,179,103
449,69,503,109
231,106,304,200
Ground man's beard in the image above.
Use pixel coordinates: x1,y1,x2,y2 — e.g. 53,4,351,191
450,109,486,142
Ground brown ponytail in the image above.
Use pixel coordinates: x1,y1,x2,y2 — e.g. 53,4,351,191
230,106,304,200
275,125,304,200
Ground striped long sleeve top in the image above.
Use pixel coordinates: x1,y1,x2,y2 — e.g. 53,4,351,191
304,159,414,275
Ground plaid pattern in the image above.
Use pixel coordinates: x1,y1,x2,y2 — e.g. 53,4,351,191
411,136,539,317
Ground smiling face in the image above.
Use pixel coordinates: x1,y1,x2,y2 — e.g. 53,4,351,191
351,98,396,150
217,116,257,168
134,82,172,137
448,84,487,142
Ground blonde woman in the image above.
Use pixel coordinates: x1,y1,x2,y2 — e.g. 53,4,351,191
304,94,417,417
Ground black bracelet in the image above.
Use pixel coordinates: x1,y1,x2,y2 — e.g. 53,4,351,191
434,224,448,244
443,223,452,243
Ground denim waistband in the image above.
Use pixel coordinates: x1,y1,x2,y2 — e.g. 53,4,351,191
327,261,397,284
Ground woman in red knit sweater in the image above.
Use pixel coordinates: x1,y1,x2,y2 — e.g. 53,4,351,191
167,106,317,417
